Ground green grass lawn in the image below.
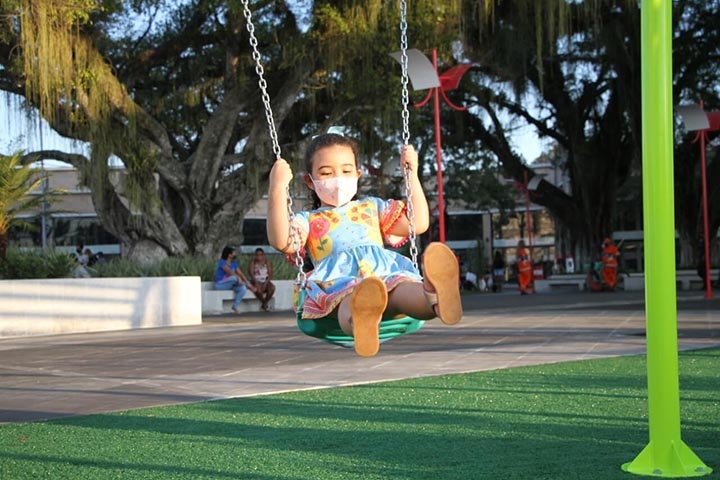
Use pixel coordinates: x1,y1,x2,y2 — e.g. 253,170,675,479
1,349,718,480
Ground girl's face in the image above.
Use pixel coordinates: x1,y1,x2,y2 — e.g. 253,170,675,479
304,144,361,206
307,144,360,181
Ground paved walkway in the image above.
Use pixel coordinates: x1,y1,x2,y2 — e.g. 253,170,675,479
1,289,719,424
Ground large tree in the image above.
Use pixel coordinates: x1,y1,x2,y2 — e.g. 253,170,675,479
3,0,719,269
671,0,720,267
438,0,720,266
446,0,643,261
0,0,461,261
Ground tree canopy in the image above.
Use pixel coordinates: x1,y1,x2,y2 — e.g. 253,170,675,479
439,0,719,262
1,0,719,267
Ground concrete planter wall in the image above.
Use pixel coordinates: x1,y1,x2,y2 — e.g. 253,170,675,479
0,276,202,339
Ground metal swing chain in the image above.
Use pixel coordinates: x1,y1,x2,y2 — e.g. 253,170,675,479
241,1,281,160
399,0,419,271
241,0,306,285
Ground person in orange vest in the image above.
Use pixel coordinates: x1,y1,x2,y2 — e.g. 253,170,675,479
601,237,620,291
516,240,533,295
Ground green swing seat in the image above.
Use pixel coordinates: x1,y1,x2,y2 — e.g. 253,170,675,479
295,290,425,348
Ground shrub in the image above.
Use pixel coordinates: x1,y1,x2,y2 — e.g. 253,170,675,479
90,252,300,280
88,258,150,279
0,249,75,279
90,255,216,280
0,249,300,281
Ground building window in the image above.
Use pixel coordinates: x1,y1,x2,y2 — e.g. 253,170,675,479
242,218,269,245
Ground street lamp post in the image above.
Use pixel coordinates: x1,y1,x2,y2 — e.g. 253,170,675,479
391,48,473,243
38,117,48,251
677,102,719,299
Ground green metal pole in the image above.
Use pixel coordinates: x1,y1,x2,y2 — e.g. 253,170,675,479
622,1,711,476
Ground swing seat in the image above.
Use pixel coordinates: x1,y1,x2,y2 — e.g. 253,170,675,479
296,314,425,348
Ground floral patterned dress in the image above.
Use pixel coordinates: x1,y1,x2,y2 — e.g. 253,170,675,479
291,197,421,319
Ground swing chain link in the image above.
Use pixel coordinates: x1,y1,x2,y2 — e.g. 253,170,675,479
399,0,411,148
399,0,419,271
241,0,281,161
241,0,306,285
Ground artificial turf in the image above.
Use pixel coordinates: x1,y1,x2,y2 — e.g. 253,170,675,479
1,348,718,480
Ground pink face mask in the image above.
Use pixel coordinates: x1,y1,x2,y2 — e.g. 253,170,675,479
311,176,358,207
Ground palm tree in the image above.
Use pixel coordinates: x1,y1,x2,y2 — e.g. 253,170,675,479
0,152,43,259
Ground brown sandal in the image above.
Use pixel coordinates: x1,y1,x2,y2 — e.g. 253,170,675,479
350,277,388,357
423,243,463,325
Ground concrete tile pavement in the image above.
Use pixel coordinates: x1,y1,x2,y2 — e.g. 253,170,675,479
1,289,718,424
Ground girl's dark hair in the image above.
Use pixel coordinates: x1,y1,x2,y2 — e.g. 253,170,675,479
221,246,235,260
304,133,360,209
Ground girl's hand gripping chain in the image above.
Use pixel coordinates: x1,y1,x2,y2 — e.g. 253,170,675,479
395,145,430,235
267,158,296,253
400,144,419,176
269,158,293,190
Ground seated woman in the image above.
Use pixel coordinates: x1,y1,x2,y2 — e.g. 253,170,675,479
248,247,276,311
215,246,256,313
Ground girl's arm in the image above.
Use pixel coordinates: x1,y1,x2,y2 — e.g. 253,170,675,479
267,159,297,253
388,145,430,236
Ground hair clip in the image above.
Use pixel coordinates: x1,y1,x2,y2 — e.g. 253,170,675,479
312,126,346,139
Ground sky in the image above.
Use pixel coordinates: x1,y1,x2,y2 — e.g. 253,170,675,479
1,92,89,168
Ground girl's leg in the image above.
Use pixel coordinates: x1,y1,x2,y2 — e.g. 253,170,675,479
337,277,387,357
385,281,434,319
422,243,463,324
386,243,463,324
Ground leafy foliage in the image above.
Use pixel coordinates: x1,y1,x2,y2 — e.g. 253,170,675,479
0,249,76,279
89,253,298,281
0,0,465,262
2,0,719,270
0,152,43,259
0,249,298,280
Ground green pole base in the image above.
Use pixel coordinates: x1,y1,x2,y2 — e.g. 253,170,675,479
622,439,712,478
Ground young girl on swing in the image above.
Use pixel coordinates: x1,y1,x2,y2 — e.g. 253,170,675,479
267,133,462,357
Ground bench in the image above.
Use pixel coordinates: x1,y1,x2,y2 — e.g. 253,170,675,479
533,275,586,292
201,282,268,314
201,280,295,315
619,270,717,292
543,270,718,292
677,269,717,291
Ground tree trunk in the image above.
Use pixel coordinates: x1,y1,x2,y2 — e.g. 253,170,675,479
0,232,7,261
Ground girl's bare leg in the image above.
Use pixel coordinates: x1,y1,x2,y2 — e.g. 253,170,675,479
338,277,387,357
422,242,463,324
386,243,463,324
385,282,434,319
